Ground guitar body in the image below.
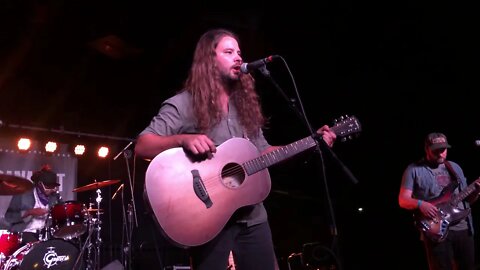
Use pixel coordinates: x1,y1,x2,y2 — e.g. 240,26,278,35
144,115,361,247
145,138,271,247
415,183,471,242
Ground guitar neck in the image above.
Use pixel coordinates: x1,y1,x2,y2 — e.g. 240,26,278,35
243,136,317,175
242,116,361,176
452,178,480,205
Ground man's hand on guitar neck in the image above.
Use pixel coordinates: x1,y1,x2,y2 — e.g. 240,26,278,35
466,178,480,204
316,125,337,148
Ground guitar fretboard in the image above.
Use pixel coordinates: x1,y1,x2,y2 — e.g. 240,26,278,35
241,116,360,176
452,178,480,205
243,136,317,175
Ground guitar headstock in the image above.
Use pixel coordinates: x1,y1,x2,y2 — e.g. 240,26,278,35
331,115,362,142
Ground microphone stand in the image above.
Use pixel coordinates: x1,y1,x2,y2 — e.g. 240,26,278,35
114,141,134,161
257,61,358,270
113,144,138,270
112,184,128,268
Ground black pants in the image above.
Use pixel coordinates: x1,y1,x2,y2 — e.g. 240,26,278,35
189,221,276,270
423,229,476,270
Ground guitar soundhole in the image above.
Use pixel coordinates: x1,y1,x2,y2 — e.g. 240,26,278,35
221,163,245,188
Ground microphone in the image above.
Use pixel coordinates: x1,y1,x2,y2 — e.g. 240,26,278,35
240,55,278,74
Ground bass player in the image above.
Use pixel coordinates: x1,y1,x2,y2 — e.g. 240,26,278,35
399,132,480,270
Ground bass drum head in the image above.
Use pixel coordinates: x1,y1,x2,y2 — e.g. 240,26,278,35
17,239,84,270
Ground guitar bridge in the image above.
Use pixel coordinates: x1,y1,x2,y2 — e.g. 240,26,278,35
191,169,213,208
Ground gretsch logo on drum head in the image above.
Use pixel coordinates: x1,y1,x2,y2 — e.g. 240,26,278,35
43,246,71,268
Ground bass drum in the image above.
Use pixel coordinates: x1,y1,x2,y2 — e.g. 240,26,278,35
3,239,84,270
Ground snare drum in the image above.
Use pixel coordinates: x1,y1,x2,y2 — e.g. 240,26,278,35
3,239,84,270
0,230,21,258
50,201,87,239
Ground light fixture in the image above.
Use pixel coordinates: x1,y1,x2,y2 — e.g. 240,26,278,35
74,144,86,156
97,146,109,158
45,141,58,153
17,138,32,151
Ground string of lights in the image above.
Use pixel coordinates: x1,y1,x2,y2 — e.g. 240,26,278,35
1,120,135,158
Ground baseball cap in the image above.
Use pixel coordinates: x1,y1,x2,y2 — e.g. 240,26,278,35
425,132,451,151
31,168,60,188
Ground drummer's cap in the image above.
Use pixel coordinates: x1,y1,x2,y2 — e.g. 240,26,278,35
31,164,60,188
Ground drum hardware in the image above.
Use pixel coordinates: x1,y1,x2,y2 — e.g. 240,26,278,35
69,179,120,270
75,219,96,270
74,187,103,270
38,211,54,242
93,188,102,269
50,201,88,240
86,207,104,214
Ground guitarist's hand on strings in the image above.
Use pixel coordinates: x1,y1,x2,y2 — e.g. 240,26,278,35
418,200,438,219
181,134,217,159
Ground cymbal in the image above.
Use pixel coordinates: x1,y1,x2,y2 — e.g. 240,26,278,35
0,174,34,195
72,179,120,192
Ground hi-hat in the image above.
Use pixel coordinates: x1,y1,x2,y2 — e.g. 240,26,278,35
86,208,104,213
72,179,120,192
0,174,34,195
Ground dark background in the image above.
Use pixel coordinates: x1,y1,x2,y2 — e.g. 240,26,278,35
1,0,479,269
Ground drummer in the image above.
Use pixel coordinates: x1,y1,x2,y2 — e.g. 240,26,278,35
4,164,61,245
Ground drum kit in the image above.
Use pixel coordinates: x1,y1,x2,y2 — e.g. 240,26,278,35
0,174,120,270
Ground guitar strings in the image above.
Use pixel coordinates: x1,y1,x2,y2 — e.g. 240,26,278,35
199,164,247,192
184,117,360,193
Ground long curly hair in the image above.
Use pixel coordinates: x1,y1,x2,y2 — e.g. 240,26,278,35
183,28,266,137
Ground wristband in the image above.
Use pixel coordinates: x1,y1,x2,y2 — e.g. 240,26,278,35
417,200,423,208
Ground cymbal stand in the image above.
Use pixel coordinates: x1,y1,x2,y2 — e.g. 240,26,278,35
76,188,103,270
39,211,53,241
75,221,95,270
41,191,62,241
94,188,103,270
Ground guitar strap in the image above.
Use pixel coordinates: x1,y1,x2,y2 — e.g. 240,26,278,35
444,160,461,186
444,160,472,211
444,160,469,196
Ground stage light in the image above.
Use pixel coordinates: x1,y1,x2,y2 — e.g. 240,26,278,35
17,138,32,151
97,146,109,158
74,144,86,155
45,141,58,153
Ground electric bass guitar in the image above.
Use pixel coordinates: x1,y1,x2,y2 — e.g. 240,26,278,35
414,178,480,242
145,115,361,247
